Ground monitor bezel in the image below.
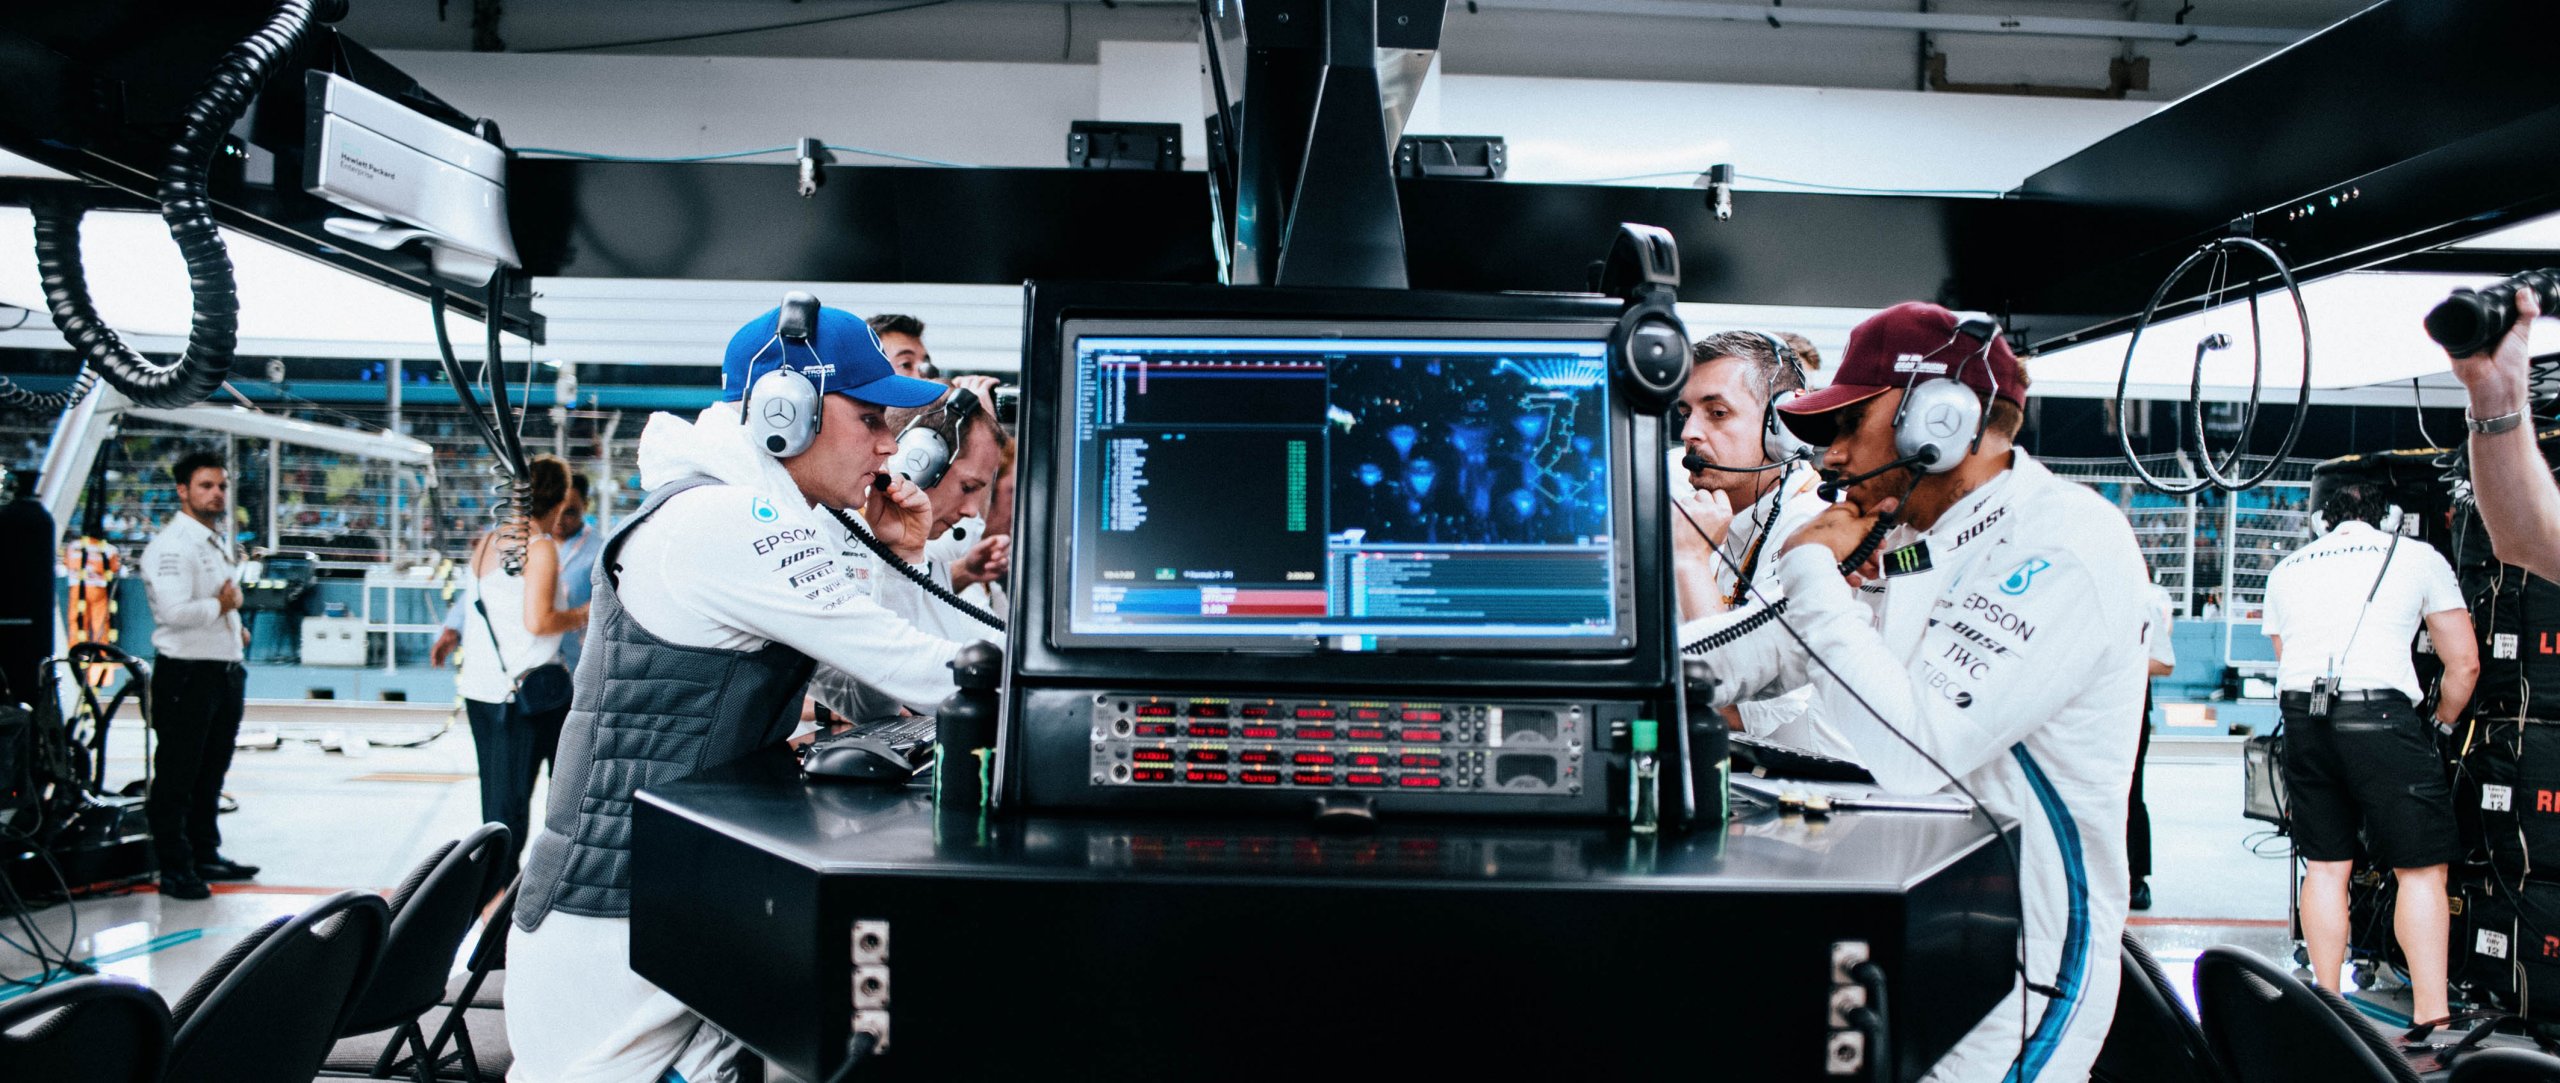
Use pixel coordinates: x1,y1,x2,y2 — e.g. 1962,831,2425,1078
1052,318,1633,654
1008,281,1675,696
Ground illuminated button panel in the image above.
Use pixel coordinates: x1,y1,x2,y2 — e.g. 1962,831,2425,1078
1090,695,1585,796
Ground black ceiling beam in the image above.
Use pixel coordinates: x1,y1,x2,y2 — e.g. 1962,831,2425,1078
510,159,1993,311
2001,0,2560,351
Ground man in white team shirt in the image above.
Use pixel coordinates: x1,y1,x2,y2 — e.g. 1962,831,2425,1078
1668,330,1847,760
1692,301,2151,1082
2262,479,2478,1029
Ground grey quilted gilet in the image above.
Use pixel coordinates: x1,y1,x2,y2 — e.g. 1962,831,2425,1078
515,475,816,930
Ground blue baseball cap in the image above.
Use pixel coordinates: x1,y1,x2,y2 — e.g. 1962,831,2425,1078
719,304,947,410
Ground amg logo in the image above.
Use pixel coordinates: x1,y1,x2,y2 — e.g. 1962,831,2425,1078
787,561,836,589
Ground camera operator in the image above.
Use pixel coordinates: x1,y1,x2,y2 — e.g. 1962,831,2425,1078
1691,302,2151,1082
2447,290,2560,579
1668,330,1847,759
2261,482,2477,1028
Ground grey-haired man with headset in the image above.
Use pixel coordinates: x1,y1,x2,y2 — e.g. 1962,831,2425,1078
1670,329,1850,760
506,296,967,1083
1691,301,2153,1082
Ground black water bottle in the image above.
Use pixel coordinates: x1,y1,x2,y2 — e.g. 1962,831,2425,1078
934,641,1004,812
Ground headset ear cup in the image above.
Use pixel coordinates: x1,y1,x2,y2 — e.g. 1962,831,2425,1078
1613,302,1690,411
1891,379,1982,475
748,369,822,458
890,428,955,491
1763,388,1811,463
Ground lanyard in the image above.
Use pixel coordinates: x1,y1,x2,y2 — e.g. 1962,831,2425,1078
2326,533,2401,677
1722,466,1803,608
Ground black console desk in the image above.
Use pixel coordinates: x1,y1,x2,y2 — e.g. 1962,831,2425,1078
631,751,2019,1082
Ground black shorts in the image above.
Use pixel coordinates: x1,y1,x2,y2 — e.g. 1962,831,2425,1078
2281,694,2459,868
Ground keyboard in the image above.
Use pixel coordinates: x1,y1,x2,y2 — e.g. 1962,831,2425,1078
803,713,938,769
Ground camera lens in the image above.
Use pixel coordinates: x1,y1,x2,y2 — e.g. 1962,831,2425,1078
2424,288,2506,357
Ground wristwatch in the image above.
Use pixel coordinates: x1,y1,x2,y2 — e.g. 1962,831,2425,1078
2467,408,2525,435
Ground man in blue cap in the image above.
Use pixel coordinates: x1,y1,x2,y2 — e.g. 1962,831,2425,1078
506,299,967,1083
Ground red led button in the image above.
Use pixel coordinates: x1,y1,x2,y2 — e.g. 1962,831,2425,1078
1186,723,1231,738
1132,748,1174,763
1294,726,1336,741
1188,748,1228,764
1346,772,1388,787
1238,705,1272,719
1350,753,1385,768
1293,751,1336,766
1398,775,1445,788
1351,707,1385,721
1294,771,1336,787
1295,707,1337,721
1400,728,1445,743
1133,723,1177,738
1240,770,1282,786
1347,727,1389,741
1237,750,1280,765
1189,703,1230,718
1401,708,1444,723
1185,768,1229,784
1135,703,1176,717
1400,754,1444,769
1131,767,1173,783
1240,725,1283,740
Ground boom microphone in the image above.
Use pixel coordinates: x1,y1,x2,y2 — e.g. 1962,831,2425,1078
1683,448,1805,476
1816,452,1931,502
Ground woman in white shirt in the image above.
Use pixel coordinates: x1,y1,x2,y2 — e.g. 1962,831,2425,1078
456,455,589,889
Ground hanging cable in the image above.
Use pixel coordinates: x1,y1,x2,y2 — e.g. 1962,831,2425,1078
2112,234,2312,494
30,0,336,411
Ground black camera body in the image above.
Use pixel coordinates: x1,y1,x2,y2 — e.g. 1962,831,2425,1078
2425,267,2560,357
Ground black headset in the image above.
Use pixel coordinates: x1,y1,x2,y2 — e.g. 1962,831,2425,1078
1600,224,1691,411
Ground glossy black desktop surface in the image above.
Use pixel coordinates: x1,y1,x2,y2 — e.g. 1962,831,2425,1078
632,750,2018,1082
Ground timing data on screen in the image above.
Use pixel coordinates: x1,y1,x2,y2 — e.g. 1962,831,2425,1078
1065,329,1622,647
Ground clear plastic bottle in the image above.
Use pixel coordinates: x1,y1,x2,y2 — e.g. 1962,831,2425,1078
1629,719,1661,834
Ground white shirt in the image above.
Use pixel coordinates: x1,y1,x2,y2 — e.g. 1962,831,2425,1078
455,539,566,704
141,512,242,662
2147,585,2179,670
1679,464,1850,759
1696,451,2150,1082
613,404,960,714
2262,520,2464,701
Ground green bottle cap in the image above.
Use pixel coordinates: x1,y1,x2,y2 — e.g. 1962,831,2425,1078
1632,719,1659,753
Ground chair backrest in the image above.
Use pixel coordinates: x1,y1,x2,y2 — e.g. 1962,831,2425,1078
2193,946,2419,1083
0,976,171,1083
164,889,391,1083
2094,933,2227,1083
2452,1048,2560,1082
340,823,510,1036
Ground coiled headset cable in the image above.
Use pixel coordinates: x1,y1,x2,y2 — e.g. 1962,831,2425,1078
825,504,1006,631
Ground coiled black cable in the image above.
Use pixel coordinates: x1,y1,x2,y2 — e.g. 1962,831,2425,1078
31,0,332,410
2113,235,2312,493
825,505,1006,631
0,368,94,416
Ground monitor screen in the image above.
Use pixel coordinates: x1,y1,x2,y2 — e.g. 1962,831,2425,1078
1057,321,1631,651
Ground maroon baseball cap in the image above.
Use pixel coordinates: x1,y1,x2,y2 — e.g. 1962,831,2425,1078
1776,301,2026,446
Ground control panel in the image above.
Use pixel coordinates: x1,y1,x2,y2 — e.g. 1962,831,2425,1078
1087,694,1592,796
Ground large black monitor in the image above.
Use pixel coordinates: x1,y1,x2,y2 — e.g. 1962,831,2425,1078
1057,321,1630,652
1006,283,1679,819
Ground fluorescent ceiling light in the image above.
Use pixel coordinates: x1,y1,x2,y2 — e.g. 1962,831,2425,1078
2027,272,2551,402
2448,210,2560,251
0,207,507,356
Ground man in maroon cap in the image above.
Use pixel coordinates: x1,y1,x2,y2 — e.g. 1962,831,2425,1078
1690,301,2153,1082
